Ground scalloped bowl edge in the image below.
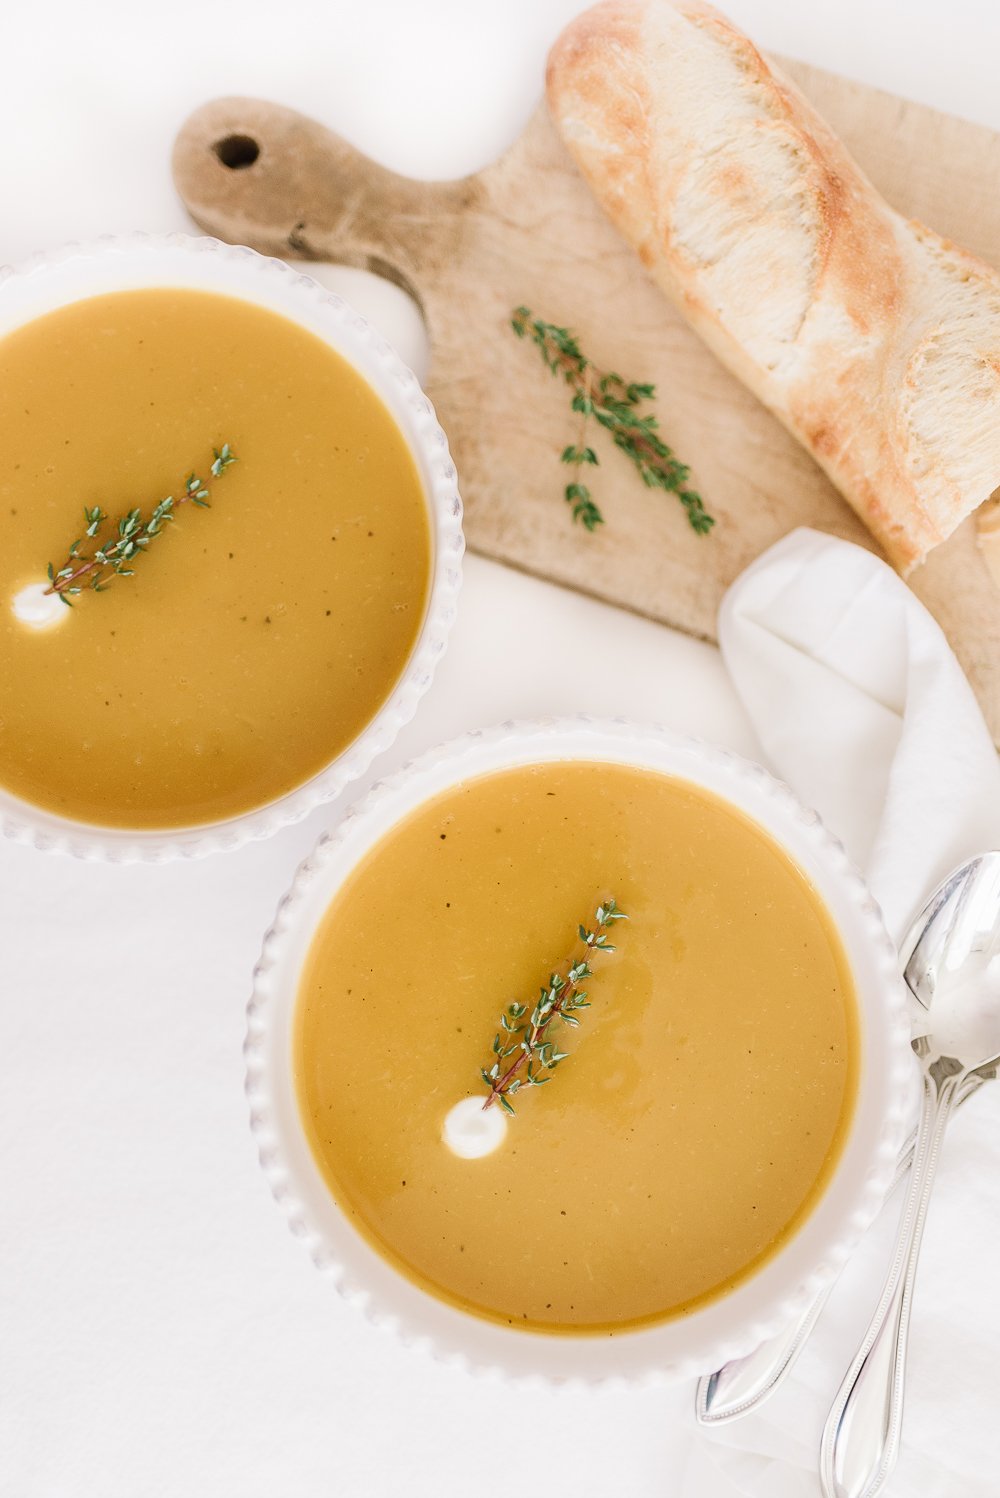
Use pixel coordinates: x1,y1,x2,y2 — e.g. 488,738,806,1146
246,716,912,1386
0,231,463,862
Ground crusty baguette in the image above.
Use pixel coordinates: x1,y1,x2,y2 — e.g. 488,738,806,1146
546,0,1000,573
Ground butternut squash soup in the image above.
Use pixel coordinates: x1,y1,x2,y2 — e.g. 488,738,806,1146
0,288,430,828
295,761,860,1334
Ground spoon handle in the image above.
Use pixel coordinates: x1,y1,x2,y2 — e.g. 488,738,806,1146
818,1069,961,1498
695,1075,983,1426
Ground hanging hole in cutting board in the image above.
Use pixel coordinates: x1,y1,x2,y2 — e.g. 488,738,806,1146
305,262,430,385
213,134,261,169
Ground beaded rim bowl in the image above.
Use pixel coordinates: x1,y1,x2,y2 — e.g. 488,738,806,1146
0,232,463,862
246,716,912,1386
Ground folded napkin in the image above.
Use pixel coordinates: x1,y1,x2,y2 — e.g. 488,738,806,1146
679,528,1000,1497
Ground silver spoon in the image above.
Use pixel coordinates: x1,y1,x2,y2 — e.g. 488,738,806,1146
818,852,1000,1498
695,1074,987,1426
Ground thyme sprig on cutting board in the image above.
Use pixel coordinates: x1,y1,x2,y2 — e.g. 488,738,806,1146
511,307,713,535
481,899,627,1115
44,444,237,605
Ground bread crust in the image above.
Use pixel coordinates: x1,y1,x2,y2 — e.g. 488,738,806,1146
547,0,1000,572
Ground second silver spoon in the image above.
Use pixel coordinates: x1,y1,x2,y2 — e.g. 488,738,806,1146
819,852,1000,1498
695,1074,986,1426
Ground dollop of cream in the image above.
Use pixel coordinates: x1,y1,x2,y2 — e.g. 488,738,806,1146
12,582,69,628
442,1096,508,1159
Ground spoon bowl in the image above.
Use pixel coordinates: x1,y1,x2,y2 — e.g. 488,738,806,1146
903,853,1000,1068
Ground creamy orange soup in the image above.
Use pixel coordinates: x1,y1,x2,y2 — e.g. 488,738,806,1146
295,761,860,1334
0,288,430,828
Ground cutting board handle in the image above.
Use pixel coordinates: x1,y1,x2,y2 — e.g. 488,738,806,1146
172,97,473,313
171,84,1000,748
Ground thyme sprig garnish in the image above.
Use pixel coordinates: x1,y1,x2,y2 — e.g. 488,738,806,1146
44,444,237,605
481,899,627,1115
511,307,714,536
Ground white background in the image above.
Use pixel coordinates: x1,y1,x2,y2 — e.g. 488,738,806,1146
2,4,999,1495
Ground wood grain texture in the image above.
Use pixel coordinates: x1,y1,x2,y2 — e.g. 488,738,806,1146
172,59,1000,742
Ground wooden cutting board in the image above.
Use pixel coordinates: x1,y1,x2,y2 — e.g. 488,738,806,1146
172,59,1000,744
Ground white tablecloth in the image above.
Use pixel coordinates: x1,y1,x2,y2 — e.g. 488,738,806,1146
3,4,999,1493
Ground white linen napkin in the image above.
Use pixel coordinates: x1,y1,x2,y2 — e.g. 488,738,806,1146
679,527,1000,1497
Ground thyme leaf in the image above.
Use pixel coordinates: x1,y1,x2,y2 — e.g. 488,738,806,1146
481,899,627,1114
44,443,237,605
511,306,714,535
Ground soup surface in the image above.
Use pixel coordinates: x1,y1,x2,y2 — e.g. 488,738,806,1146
0,288,430,828
295,761,860,1334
